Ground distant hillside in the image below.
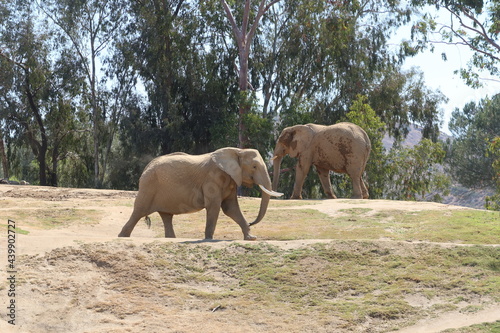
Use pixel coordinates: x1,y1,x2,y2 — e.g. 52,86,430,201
383,125,491,210
382,124,451,150
440,185,494,209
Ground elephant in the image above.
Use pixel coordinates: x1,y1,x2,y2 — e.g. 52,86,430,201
118,147,283,240
272,122,371,199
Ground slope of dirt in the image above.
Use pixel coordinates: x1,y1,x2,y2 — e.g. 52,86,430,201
0,185,499,333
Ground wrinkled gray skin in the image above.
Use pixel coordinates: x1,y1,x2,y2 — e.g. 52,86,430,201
273,123,371,199
118,148,281,240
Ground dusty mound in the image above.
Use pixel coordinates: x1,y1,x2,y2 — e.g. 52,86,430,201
0,185,498,332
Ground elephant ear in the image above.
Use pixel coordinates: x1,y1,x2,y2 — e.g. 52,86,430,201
281,125,314,158
211,148,242,186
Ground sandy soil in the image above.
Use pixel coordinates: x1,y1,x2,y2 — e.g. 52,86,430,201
0,185,498,332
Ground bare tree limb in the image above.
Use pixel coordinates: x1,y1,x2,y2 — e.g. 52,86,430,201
220,0,242,43
442,4,500,62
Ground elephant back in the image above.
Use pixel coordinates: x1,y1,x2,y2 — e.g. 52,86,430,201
312,122,370,171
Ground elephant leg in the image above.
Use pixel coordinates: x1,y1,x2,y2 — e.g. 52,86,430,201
316,166,336,199
350,173,364,199
119,191,152,237
292,160,311,199
118,210,144,237
221,195,255,240
159,212,175,238
204,202,222,240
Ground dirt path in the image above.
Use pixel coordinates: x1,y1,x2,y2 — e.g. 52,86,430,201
395,305,500,333
0,185,499,332
313,198,473,214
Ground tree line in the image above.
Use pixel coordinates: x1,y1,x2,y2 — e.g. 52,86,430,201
0,0,499,209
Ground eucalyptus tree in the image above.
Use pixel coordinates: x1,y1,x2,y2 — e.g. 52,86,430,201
0,3,52,185
0,130,7,178
220,0,281,147
410,0,500,87
368,68,447,142
37,0,126,188
250,0,444,138
408,1,500,206
118,0,241,156
0,1,86,186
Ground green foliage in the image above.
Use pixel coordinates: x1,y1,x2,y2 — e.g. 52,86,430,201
486,137,500,210
242,111,273,158
368,68,447,142
343,96,450,202
344,95,387,198
1,0,447,199
118,0,239,156
385,139,451,201
0,1,90,186
446,95,500,189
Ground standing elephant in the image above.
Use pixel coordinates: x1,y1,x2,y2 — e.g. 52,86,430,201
272,123,371,199
118,147,283,240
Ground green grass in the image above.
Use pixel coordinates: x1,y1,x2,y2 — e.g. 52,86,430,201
0,224,30,235
327,209,500,244
146,199,500,244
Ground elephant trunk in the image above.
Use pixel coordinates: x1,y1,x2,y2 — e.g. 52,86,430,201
249,190,270,227
272,155,283,192
249,170,282,226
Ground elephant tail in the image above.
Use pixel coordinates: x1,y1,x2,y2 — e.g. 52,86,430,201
144,215,151,229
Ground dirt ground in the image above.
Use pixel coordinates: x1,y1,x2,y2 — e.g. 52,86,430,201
0,185,498,333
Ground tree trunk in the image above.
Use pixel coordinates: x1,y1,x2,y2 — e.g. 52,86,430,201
25,73,48,186
50,144,59,187
238,55,250,148
0,130,8,179
90,33,101,188
221,0,281,148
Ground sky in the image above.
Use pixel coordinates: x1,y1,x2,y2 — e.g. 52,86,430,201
391,6,500,136
400,42,499,135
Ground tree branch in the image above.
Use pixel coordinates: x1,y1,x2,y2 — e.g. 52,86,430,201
0,50,27,70
242,0,251,39
443,4,500,62
221,0,242,43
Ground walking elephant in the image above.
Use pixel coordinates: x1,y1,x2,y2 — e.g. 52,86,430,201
272,123,371,199
118,147,283,240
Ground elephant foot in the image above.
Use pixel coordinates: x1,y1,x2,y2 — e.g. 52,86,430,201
118,232,130,237
244,234,257,241
290,194,303,199
327,194,337,199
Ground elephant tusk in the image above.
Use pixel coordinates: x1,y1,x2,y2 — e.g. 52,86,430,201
259,184,284,197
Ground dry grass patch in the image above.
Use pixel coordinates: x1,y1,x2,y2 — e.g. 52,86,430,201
10,240,500,332
0,207,102,230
